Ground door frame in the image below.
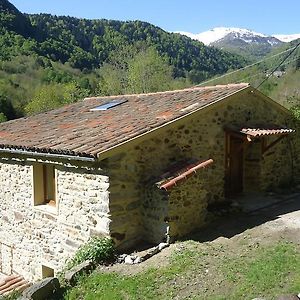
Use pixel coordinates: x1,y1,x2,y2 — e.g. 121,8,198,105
225,132,247,197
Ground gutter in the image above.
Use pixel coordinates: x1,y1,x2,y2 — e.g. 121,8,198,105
0,148,96,162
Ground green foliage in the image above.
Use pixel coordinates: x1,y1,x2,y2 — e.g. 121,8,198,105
0,112,7,122
97,63,127,96
25,82,88,115
291,106,300,120
0,91,16,119
0,0,33,38
0,0,246,77
64,241,300,300
127,47,174,93
96,46,189,96
295,57,300,70
213,38,278,61
67,237,115,270
1,290,20,300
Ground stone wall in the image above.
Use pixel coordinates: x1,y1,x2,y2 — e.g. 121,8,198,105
106,90,298,246
103,152,144,250
142,187,168,244
285,116,300,185
167,174,208,239
1,89,299,280
0,157,110,281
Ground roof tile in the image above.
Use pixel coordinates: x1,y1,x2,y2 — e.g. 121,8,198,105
157,159,214,191
0,83,249,158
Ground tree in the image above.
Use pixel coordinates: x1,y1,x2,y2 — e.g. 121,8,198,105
96,44,139,96
0,92,16,119
96,63,127,96
25,82,88,115
127,47,174,94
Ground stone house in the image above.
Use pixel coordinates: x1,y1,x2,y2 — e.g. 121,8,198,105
0,83,298,281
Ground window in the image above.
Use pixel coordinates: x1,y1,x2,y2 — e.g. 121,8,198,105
33,164,56,207
89,99,127,111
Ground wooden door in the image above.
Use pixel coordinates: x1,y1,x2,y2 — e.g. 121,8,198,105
225,135,244,197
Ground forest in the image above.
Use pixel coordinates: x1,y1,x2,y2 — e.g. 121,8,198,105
0,0,248,121
0,0,299,122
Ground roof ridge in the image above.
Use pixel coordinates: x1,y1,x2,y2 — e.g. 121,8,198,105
84,83,250,101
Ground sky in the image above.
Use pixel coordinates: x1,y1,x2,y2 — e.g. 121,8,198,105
9,0,300,35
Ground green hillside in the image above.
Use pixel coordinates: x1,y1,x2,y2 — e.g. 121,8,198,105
0,0,299,123
199,38,300,114
0,0,248,121
27,14,245,77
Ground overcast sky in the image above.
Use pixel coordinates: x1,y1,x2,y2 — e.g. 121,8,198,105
10,0,300,35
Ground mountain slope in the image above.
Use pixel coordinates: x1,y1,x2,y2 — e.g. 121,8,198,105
0,0,33,37
176,27,299,60
0,0,248,121
211,29,283,59
274,34,300,42
0,0,246,79
177,27,284,46
28,15,246,76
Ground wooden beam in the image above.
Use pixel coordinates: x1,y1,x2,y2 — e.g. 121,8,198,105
236,138,250,153
226,131,251,154
262,135,287,154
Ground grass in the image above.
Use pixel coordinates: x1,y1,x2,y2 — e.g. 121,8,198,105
64,241,300,300
215,242,300,299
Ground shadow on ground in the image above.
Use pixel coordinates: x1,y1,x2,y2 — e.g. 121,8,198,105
185,193,300,243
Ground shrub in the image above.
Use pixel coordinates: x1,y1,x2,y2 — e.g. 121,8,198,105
67,237,115,270
2,290,20,300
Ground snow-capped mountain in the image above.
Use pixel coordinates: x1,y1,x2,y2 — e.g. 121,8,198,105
175,27,285,46
274,34,300,43
175,27,300,59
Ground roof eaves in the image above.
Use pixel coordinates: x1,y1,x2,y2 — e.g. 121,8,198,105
0,146,96,162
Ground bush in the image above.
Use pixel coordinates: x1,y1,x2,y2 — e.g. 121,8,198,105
291,106,300,120
67,237,115,269
0,112,7,122
2,290,20,300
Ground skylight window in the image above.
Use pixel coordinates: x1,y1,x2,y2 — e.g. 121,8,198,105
90,99,127,111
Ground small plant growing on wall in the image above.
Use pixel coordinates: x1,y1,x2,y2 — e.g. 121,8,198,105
2,291,20,300
67,237,115,269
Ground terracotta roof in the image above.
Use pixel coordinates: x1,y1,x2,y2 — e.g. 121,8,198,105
0,83,250,159
0,274,31,296
226,125,295,137
240,127,295,137
157,159,213,191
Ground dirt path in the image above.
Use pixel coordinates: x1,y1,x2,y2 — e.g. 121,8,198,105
102,193,300,276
